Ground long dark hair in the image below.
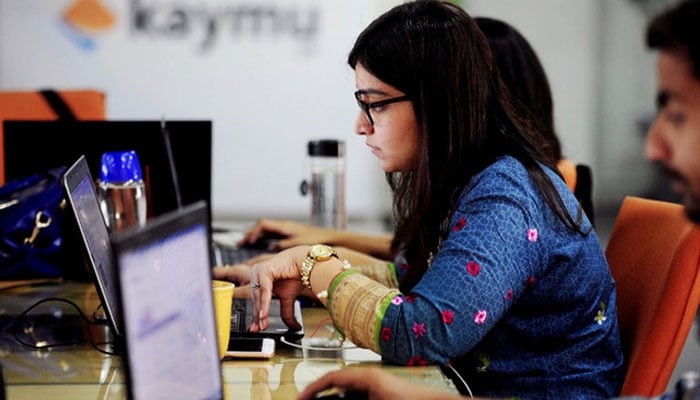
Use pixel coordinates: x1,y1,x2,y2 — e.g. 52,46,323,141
348,0,582,291
475,16,561,161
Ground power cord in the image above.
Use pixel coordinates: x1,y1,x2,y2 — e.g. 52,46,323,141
11,297,119,355
280,336,358,351
442,364,473,398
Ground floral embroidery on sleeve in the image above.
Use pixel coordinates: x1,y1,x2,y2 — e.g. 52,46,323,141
474,310,487,324
475,351,491,373
453,217,467,231
528,227,539,242
594,301,607,325
407,355,427,366
442,310,454,324
525,276,535,287
413,322,426,338
391,296,403,305
466,261,480,276
381,327,392,341
504,289,513,300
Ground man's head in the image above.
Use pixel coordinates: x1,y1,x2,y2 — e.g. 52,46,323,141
645,0,700,223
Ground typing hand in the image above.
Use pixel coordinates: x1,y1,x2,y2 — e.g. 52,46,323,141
213,264,252,298
238,219,335,250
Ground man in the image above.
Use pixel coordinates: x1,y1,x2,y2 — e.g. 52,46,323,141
298,1,700,399
645,0,700,224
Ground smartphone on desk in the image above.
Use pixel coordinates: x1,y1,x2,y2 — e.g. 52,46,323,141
226,338,275,358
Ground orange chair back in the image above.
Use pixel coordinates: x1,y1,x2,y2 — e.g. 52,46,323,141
0,90,106,184
605,196,700,396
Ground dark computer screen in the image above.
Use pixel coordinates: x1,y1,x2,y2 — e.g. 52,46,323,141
3,120,212,218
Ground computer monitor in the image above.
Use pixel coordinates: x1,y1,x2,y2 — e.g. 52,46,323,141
3,120,211,218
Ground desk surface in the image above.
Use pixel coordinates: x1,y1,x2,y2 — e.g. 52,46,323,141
0,280,458,399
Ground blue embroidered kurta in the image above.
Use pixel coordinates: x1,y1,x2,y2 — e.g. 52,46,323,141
379,156,624,399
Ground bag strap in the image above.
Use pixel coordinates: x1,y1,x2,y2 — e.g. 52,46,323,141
39,89,77,121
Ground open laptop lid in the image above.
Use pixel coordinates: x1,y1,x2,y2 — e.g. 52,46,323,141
111,201,222,400
62,155,123,339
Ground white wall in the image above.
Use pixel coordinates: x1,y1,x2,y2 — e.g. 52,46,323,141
465,0,601,167
596,1,663,207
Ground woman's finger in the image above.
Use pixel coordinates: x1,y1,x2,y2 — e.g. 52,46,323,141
249,266,273,332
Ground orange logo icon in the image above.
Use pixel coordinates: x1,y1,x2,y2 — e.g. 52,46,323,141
63,0,116,34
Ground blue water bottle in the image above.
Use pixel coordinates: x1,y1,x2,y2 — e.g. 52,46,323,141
98,150,147,232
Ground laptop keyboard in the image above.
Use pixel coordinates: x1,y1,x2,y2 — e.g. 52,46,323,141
231,298,282,333
231,299,247,333
211,243,270,266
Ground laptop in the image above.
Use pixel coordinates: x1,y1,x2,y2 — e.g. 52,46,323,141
62,155,304,345
110,201,223,400
61,155,124,341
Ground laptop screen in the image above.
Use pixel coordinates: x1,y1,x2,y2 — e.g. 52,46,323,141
112,201,222,400
62,156,122,338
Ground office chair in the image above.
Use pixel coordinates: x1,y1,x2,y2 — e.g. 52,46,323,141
557,158,577,192
556,160,595,226
605,196,700,397
574,164,594,226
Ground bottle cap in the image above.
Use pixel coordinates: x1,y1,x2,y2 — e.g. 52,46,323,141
308,140,345,157
100,150,144,183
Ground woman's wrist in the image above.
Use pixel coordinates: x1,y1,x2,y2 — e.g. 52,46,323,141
295,244,353,306
308,258,347,306
299,244,338,289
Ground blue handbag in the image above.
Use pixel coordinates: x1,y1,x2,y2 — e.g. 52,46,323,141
0,166,68,279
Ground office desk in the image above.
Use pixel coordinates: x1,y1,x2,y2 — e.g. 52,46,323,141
0,281,458,399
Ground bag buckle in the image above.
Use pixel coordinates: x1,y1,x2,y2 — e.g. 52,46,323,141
24,210,52,246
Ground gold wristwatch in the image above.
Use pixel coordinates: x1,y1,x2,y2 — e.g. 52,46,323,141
300,244,338,290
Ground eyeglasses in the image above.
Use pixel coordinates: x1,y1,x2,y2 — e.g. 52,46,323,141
354,90,411,125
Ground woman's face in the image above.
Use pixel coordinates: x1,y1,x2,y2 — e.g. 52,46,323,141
353,63,421,172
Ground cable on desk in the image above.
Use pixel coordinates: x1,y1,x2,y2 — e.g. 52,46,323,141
10,297,119,356
280,336,357,351
91,303,109,324
441,364,473,398
309,317,333,337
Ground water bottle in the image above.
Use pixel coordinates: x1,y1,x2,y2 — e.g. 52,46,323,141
98,150,147,232
673,371,700,400
300,139,346,229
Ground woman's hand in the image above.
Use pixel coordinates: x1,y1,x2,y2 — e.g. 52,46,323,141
248,246,309,332
238,219,336,250
212,264,254,298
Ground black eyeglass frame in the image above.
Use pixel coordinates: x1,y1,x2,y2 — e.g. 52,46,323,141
354,91,411,125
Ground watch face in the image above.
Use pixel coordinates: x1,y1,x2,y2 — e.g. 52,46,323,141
310,244,334,259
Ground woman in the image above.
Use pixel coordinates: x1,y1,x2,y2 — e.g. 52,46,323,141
219,2,623,398
234,16,585,258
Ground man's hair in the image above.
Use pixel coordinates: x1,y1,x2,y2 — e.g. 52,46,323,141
647,0,700,78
